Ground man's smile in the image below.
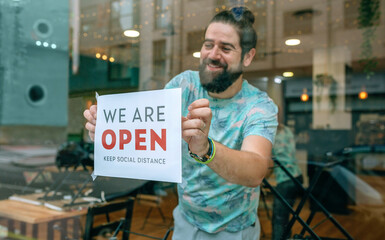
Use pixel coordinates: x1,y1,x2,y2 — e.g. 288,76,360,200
207,63,223,71
204,59,227,72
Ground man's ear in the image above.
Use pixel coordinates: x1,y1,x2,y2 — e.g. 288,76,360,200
242,48,256,67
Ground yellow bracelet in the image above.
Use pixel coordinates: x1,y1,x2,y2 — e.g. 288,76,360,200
205,137,216,164
188,137,216,164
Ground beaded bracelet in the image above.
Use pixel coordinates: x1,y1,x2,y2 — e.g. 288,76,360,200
188,137,216,164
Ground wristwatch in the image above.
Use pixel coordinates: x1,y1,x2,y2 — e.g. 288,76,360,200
188,137,216,164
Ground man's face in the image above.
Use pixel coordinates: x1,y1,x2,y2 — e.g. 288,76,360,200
199,22,244,93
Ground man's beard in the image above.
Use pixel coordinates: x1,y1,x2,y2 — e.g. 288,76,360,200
199,58,243,94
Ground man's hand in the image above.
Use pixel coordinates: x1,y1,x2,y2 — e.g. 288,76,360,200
83,105,97,141
182,99,212,156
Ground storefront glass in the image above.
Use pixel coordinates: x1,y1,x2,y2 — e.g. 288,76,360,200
0,0,384,239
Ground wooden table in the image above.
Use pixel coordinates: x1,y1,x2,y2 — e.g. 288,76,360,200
0,199,87,239
0,178,149,239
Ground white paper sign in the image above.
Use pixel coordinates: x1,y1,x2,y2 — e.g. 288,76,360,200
94,88,182,183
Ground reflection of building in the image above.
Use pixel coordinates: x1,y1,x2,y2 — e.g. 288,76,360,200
1,1,384,237
74,0,385,138
0,0,384,147
0,0,69,144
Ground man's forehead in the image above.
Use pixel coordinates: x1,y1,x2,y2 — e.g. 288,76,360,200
205,22,240,46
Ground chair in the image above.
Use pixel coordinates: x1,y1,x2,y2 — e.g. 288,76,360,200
110,219,174,240
162,226,174,240
136,194,168,229
262,158,354,240
83,197,135,240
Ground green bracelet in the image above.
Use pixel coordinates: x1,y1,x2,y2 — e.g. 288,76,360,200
188,137,216,164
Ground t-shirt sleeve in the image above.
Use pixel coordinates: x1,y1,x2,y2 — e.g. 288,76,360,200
243,98,278,144
164,71,195,113
164,70,192,90
165,76,181,89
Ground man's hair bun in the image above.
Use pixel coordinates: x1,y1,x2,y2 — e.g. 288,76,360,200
231,7,255,25
241,9,255,24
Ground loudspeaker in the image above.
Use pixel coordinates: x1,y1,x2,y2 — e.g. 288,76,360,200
307,130,355,214
0,0,69,126
308,168,353,214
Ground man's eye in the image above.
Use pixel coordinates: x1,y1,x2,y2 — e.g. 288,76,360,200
222,47,231,52
204,43,213,49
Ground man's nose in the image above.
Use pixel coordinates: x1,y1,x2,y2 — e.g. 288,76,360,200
208,46,221,60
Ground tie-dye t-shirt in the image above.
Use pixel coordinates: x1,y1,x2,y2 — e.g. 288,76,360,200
165,70,278,233
272,125,302,184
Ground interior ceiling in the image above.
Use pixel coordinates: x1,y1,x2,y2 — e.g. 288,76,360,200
75,0,384,73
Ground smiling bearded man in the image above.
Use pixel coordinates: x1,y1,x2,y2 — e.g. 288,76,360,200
83,7,278,240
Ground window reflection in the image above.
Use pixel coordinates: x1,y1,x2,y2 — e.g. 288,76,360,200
0,0,385,239
153,39,167,77
154,0,171,30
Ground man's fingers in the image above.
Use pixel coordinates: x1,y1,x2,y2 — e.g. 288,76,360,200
188,98,210,111
182,128,207,138
90,105,98,118
83,109,96,125
182,118,206,131
83,104,97,142
85,122,96,132
182,116,188,122
88,132,95,141
187,107,212,120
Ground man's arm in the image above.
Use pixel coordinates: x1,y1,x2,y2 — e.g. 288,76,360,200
208,135,272,187
183,98,274,188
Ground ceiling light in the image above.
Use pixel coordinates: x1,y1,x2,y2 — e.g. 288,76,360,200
301,88,309,102
274,77,282,84
285,39,301,46
358,86,368,100
283,72,294,77
301,93,309,102
193,52,200,58
358,90,368,100
102,55,108,60
123,30,140,37
96,53,101,58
